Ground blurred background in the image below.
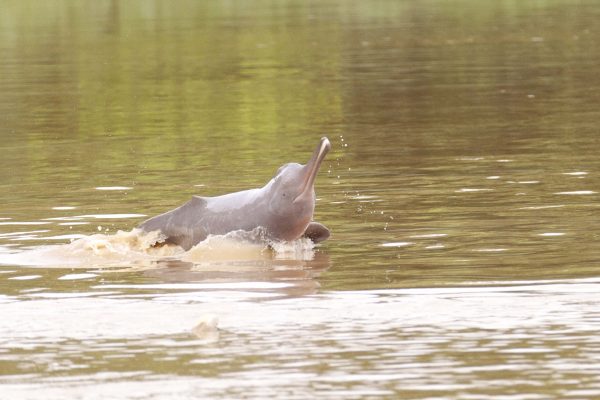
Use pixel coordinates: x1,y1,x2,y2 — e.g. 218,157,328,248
1,2,600,398
2,0,600,288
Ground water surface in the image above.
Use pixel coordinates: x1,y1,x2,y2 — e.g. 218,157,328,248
1,0,600,398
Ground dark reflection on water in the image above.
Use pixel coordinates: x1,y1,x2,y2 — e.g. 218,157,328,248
2,0,600,398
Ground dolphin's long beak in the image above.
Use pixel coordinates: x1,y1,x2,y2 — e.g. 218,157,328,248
293,137,331,204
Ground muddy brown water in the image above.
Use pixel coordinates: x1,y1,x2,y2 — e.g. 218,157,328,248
1,1,600,398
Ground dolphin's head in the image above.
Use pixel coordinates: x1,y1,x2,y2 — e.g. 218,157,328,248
266,137,331,241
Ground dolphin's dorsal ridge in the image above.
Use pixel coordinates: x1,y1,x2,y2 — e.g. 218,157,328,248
191,195,208,205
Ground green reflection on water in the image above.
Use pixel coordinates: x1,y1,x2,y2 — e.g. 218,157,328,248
2,1,600,399
1,0,600,289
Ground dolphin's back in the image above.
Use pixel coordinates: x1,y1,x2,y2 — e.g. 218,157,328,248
138,196,209,250
138,191,271,250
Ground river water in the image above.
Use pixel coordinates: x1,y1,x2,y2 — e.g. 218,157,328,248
2,1,600,399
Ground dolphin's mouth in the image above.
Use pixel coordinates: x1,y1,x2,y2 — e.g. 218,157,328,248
293,137,331,204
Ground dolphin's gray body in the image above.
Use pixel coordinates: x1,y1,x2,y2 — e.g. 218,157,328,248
138,137,331,250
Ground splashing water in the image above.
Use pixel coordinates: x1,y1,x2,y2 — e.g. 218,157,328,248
182,228,316,263
1,227,316,267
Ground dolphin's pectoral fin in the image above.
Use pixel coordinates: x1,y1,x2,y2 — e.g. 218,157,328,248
302,222,330,243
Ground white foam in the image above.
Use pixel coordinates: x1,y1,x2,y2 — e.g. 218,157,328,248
475,248,508,252
270,237,315,260
455,188,493,193
94,282,292,290
0,230,50,238
3,227,317,267
183,229,315,263
8,275,42,281
425,244,445,249
380,242,413,248
95,187,133,191
1,229,177,267
58,273,98,280
555,191,596,195
76,214,146,219
519,205,565,210
181,228,266,262
0,221,52,226
409,233,447,239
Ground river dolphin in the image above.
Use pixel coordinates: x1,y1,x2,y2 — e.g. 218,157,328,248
138,137,331,250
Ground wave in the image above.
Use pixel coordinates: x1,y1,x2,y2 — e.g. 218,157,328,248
0,228,317,267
